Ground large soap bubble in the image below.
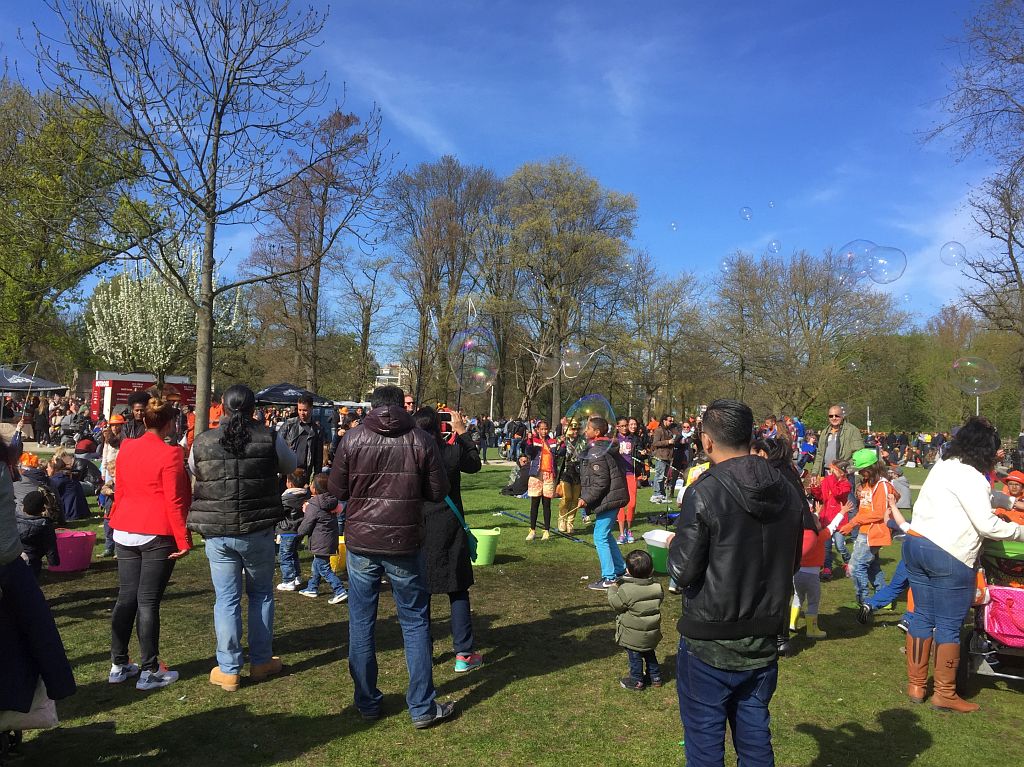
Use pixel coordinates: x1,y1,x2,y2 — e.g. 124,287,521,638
768,239,781,254
940,241,966,267
867,245,906,284
566,394,616,457
837,239,877,282
952,357,1001,396
739,206,753,221
561,349,589,380
448,327,498,395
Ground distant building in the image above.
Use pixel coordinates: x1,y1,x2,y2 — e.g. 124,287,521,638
373,363,407,392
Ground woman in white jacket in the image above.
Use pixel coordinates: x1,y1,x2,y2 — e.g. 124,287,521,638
903,417,1024,712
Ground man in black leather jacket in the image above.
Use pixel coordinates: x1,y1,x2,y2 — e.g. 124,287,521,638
667,399,803,767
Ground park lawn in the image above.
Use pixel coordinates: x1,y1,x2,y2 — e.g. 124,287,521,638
19,464,1024,767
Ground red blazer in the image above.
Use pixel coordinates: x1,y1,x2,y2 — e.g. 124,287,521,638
110,431,192,552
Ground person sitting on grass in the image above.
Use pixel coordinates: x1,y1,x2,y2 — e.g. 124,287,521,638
609,549,664,690
578,416,630,590
297,473,348,604
499,455,530,497
276,468,310,591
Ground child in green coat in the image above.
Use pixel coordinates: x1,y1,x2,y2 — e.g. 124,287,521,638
608,549,665,690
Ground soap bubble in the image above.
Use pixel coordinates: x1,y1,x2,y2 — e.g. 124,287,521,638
952,357,1001,396
566,394,616,457
739,206,753,221
867,245,906,284
670,221,678,231
940,241,966,267
768,239,781,254
720,257,733,275
845,360,860,373
448,327,498,395
901,293,913,305
768,200,776,208
534,353,562,380
837,239,876,281
561,349,589,380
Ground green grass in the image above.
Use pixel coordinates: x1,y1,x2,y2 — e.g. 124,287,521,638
21,464,1024,766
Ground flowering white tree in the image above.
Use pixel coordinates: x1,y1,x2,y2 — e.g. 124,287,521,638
86,245,243,385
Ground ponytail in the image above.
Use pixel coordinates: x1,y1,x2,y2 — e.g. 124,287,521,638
218,384,256,456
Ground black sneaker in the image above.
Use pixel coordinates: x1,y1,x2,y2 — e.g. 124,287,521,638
896,617,910,634
412,701,456,730
620,677,645,691
856,603,873,625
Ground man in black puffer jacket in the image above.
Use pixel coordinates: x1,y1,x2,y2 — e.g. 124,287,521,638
327,385,451,730
667,399,803,767
578,416,630,590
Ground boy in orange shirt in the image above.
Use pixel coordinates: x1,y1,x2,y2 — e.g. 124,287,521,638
834,449,894,607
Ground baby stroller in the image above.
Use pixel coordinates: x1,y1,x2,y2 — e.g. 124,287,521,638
960,539,1024,684
58,411,91,448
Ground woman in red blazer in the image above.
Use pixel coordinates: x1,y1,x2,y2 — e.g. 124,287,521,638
107,397,192,691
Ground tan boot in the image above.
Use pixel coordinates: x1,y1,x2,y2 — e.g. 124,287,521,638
209,666,240,692
905,634,932,703
930,644,978,713
557,521,566,532
250,656,283,683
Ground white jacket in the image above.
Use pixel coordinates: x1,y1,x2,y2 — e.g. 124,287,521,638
911,458,1024,567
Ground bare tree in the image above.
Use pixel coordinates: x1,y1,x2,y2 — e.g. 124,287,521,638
37,0,337,431
338,254,396,398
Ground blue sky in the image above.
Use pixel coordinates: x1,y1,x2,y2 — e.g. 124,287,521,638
0,0,996,320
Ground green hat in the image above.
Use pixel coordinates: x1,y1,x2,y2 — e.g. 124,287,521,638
852,448,878,471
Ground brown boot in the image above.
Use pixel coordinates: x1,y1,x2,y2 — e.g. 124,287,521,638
250,656,283,683
930,643,978,713
905,634,932,703
209,667,240,692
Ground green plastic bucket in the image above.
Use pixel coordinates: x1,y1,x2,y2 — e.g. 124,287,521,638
471,528,501,567
643,530,673,574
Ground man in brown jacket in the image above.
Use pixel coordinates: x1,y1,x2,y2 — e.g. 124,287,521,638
328,384,452,729
650,415,676,503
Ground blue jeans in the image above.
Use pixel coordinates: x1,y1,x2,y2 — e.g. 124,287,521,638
653,459,670,497
677,638,778,767
102,516,115,554
278,533,301,583
850,534,887,604
306,555,346,597
346,549,437,721
205,530,276,674
510,437,522,461
593,510,626,581
824,528,850,570
865,557,911,622
902,535,975,644
627,648,662,684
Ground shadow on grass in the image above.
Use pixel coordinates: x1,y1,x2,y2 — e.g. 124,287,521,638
796,708,932,766
436,603,619,709
25,703,354,766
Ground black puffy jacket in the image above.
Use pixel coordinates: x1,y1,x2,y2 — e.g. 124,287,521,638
296,493,341,556
580,439,629,515
327,405,448,557
188,423,286,538
668,455,803,640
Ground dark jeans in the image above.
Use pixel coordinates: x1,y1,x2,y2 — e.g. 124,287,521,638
627,648,661,684
902,535,975,644
102,517,115,555
480,442,488,462
110,535,177,671
677,638,778,767
429,590,474,654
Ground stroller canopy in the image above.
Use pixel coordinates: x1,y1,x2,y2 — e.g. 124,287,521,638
0,366,67,393
254,383,332,407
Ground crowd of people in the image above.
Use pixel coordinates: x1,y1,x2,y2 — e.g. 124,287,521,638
4,382,1024,766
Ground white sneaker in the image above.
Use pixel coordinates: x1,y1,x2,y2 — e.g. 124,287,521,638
293,577,302,586
328,591,349,605
136,668,179,690
108,663,140,684
299,589,318,598
277,581,298,592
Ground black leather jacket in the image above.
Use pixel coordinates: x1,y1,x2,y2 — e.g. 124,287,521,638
668,455,803,640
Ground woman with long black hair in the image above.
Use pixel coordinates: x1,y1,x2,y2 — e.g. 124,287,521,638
414,407,484,672
903,417,1024,712
188,385,296,692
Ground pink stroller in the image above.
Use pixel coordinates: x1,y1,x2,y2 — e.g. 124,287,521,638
961,539,1024,684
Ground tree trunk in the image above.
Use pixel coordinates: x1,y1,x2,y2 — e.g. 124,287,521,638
194,218,216,434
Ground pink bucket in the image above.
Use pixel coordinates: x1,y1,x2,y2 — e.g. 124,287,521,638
49,529,97,573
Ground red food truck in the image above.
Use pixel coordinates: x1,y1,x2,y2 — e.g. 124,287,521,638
90,372,197,420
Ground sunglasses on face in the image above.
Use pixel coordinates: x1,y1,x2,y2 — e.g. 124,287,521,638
828,414,842,419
